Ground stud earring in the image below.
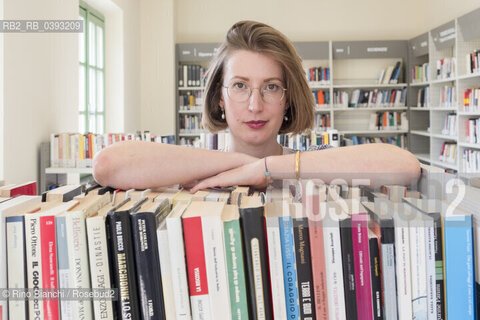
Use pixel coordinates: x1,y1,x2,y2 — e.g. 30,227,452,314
221,109,225,120
284,114,288,121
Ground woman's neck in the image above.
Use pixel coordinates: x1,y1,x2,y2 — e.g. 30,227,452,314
229,138,283,158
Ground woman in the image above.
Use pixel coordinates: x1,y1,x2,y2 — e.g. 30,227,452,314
93,21,420,191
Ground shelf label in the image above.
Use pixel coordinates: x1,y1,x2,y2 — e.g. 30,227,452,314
367,47,388,53
420,41,427,47
439,27,455,37
439,33,455,43
182,50,191,56
335,48,344,53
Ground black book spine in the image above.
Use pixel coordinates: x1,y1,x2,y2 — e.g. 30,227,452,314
430,212,445,320
239,206,273,320
62,186,82,202
293,217,316,320
339,217,358,320
106,210,141,320
131,212,166,320
369,237,383,320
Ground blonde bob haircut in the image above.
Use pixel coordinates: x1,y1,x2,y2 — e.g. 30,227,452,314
203,20,314,135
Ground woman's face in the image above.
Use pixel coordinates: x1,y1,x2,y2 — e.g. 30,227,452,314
220,50,287,147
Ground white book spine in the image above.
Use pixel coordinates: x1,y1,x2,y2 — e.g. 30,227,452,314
6,217,27,319
66,212,93,320
56,216,73,320
190,295,212,320
266,218,287,319
86,216,114,320
425,217,437,320
394,220,413,319
157,228,177,320
202,217,231,320
381,243,398,320
25,215,44,319
323,221,346,320
409,218,427,319
166,217,192,320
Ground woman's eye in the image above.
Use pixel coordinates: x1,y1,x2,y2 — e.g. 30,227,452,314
233,82,247,90
265,83,279,91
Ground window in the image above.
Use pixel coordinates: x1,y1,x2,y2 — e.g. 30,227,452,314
79,4,105,134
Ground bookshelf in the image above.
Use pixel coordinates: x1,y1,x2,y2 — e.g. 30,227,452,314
408,7,480,176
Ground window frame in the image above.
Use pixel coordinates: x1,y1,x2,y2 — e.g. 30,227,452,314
79,3,105,134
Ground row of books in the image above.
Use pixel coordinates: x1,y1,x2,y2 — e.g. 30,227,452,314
335,88,407,108
376,61,403,84
314,113,331,130
417,87,430,107
342,134,407,148
463,87,480,110
278,130,340,150
312,89,330,106
462,148,480,172
441,113,457,136
49,132,173,168
179,131,230,150
439,142,457,163
439,86,456,108
436,57,456,80
178,64,207,88
368,111,408,131
466,117,480,144
179,115,203,132
179,91,204,109
305,66,331,84
411,62,429,83
466,49,480,74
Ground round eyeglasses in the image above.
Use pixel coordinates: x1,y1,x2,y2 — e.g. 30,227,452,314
223,82,287,104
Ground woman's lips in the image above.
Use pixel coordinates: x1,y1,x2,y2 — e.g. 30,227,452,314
245,120,267,129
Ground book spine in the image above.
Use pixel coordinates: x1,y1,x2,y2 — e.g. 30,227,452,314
380,221,397,320
307,219,329,320
6,216,28,319
393,216,412,319
86,216,115,320
444,215,475,319
293,217,316,320
369,236,382,320
25,215,44,319
338,217,357,319
424,218,437,320
131,213,166,320
202,216,231,320
157,228,177,320
279,216,300,320
224,220,250,320
182,216,211,320
410,219,427,319
40,216,60,320
166,217,192,320
106,211,140,320
56,216,73,320
239,207,272,320
430,213,445,320
351,212,373,320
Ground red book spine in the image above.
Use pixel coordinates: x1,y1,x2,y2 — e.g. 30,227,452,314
352,212,373,320
10,182,37,197
40,216,59,320
183,217,208,296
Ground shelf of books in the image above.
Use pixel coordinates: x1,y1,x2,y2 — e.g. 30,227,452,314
407,7,480,177
5,167,480,320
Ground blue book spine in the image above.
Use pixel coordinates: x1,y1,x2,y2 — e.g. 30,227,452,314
444,214,475,319
279,216,300,320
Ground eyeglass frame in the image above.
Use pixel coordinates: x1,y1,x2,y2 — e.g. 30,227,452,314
222,82,287,103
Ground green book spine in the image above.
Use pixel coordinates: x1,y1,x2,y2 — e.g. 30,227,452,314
224,219,249,320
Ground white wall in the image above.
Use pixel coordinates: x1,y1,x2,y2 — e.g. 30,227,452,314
3,0,78,184
140,0,176,136
425,0,480,31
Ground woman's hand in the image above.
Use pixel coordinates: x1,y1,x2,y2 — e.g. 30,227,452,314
190,158,267,193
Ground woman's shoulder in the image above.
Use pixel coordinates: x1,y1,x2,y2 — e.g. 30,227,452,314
282,144,332,154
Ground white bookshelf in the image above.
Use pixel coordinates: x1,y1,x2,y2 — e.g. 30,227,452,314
408,7,480,174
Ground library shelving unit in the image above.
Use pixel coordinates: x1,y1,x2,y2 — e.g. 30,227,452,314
175,40,410,149
408,7,480,176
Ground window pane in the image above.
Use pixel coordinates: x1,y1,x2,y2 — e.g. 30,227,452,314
89,21,96,66
97,70,104,112
89,68,96,112
79,114,86,134
89,113,96,133
96,25,103,69
79,16,85,63
97,114,104,134
79,65,85,112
